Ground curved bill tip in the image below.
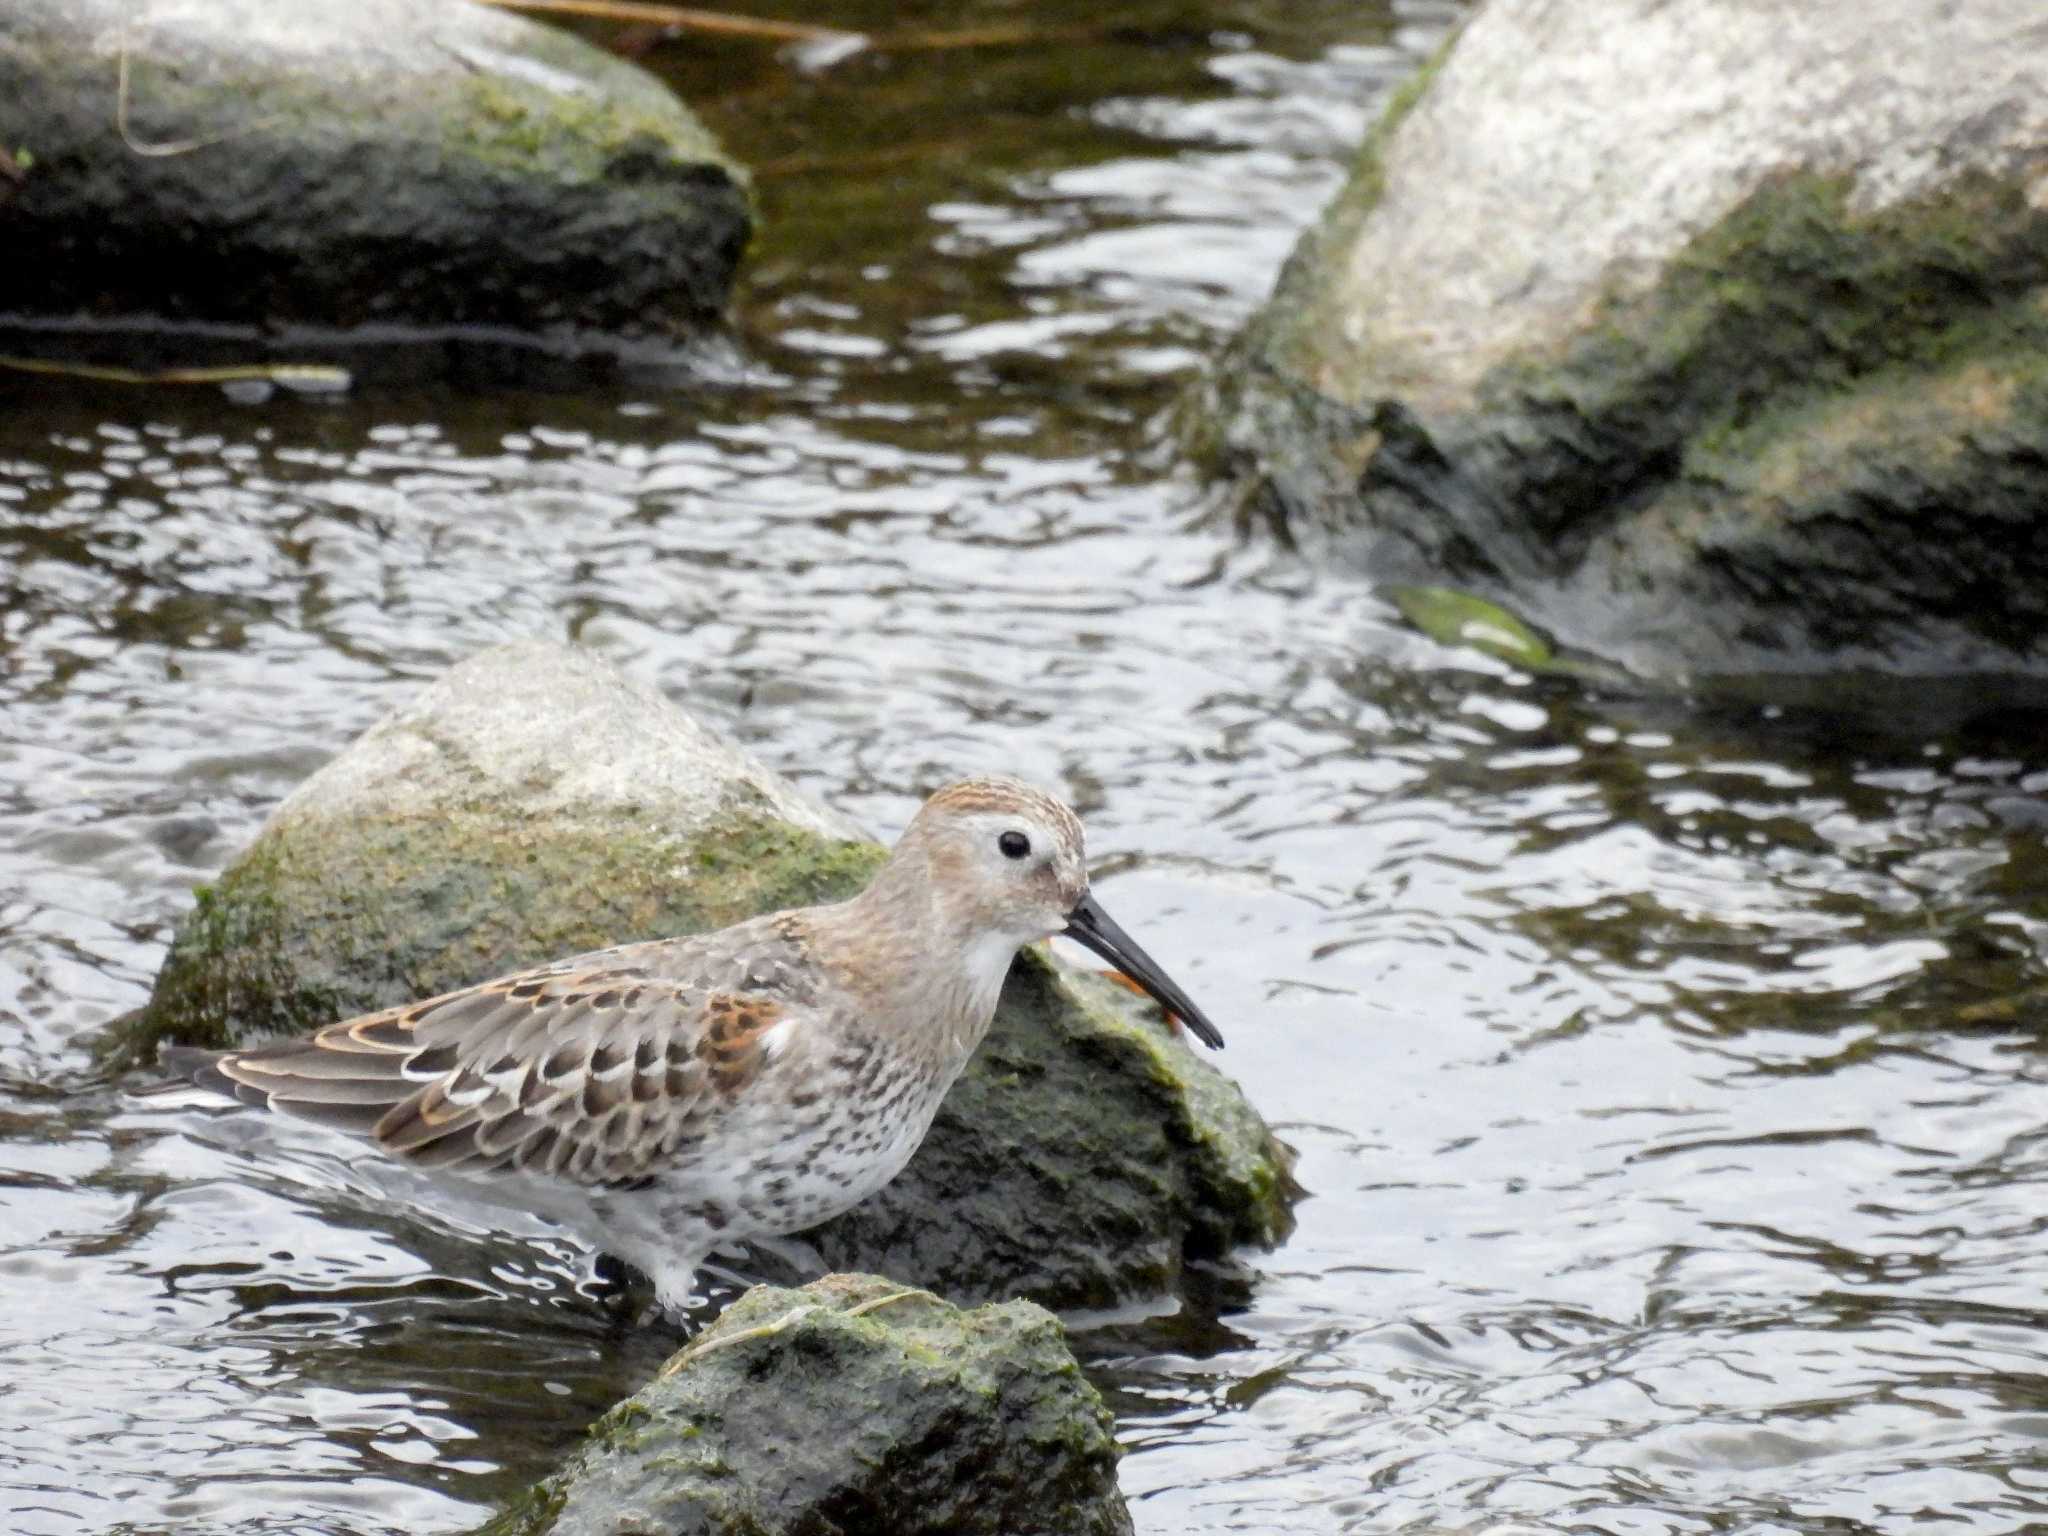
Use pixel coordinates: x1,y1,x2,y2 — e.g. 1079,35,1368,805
1061,891,1225,1050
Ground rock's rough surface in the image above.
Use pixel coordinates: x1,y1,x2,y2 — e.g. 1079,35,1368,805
1201,0,2048,680
0,0,748,364
116,641,1294,1308
476,1275,1133,1536
112,640,870,1065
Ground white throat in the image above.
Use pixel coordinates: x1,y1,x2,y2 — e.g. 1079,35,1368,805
947,926,1032,1048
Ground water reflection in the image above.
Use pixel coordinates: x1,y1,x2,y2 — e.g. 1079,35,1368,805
4,0,2047,1532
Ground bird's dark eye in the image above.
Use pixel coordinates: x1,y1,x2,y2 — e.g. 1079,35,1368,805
998,830,1031,860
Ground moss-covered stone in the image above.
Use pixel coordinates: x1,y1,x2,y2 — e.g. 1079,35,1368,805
118,641,1295,1310
0,0,750,372
1355,172,2048,675
475,1275,1132,1536
104,812,883,1068
1197,0,2048,682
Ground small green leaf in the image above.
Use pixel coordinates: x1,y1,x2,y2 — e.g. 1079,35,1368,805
1388,585,1555,669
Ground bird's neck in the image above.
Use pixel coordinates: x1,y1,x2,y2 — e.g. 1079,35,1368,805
817,843,1016,1064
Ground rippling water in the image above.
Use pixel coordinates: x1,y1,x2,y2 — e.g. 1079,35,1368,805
4,2,2045,1532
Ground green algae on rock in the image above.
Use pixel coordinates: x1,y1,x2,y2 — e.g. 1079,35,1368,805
474,1274,1132,1536
105,640,871,1068
0,0,749,372
1197,0,2048,683
116,641,1295,1309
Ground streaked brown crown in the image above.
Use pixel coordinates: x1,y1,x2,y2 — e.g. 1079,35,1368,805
917,776,1083,852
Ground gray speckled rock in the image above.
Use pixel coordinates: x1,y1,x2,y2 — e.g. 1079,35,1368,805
112,641,1295,1310
1200,0,2048,682
0,0,748,367
475,1274,1133,1536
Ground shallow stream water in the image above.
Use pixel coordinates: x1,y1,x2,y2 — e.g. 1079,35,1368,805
4,2,2045,1532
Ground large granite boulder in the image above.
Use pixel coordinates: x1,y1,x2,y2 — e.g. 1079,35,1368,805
0,0,748,371
111,640,1294,1309
1198,0,2048,682
476,1274,1132,1536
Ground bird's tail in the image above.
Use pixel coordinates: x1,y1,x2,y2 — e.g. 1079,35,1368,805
156,1043,268,1108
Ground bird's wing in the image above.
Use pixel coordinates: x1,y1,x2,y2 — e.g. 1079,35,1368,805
164,926,816,1188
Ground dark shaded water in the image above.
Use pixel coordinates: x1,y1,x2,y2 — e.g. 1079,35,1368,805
3,2,2045,1531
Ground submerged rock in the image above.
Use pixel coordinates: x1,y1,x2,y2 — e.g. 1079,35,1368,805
476,1274,1132,1536
1199,0,2048,682
0,0,748,372
113,641,1294,1308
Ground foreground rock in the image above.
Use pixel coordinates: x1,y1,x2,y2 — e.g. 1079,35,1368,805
0,0,748,372
112,640,1294,1307
477,1274,1131,1536
1199,0,2048,682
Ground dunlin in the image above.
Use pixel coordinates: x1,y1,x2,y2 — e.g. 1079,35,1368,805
162,776,1223,1311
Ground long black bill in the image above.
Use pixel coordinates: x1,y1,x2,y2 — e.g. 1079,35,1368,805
1062,891,1225,1050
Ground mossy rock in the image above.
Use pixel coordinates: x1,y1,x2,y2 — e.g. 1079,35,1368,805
1197,0,2048,682
0,0,749,372
115,641,1295,1309
475,1274,1132,1536
121,810,884,1061
103,639,869,1065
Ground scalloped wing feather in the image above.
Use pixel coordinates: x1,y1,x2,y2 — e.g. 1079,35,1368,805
184,923,818,1188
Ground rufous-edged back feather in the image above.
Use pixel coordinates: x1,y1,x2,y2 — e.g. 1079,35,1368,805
160,921,817,1189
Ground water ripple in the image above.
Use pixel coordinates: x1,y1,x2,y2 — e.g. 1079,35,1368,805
4,1,2046,1532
